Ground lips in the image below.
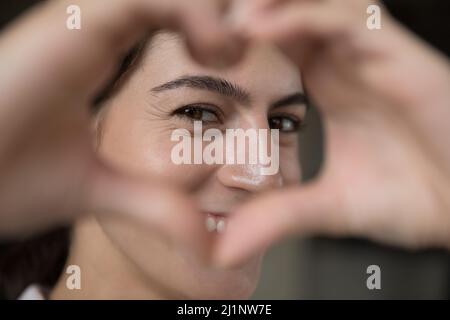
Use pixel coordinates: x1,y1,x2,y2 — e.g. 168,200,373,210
204,212,227,234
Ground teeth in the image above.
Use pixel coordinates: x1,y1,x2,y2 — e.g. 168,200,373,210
216,219,226,233
206,216,217,232
205,216,226,233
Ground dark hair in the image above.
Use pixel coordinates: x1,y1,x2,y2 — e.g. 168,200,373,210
92,40,148,111
0,40,148,300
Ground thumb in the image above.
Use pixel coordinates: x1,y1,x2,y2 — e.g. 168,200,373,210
82,161,209,259
213,181,348,268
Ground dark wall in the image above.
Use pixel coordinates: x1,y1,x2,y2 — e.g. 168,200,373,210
384,0,450,55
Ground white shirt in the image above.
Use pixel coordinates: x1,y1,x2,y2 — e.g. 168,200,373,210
18,285,46,300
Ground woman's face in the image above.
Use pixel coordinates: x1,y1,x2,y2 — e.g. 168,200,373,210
90,33,306,299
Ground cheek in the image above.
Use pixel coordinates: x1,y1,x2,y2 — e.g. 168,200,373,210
98,110,214,190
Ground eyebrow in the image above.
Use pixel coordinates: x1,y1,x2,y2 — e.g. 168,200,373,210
271,92,309,110
151,75,251,105
150,74,309,110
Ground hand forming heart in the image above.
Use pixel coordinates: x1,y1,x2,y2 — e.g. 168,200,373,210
0,0,450,268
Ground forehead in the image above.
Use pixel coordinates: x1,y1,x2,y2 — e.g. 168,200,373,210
139,32,303,98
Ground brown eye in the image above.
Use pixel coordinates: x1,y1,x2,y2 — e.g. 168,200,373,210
269,116,302,133
174,105,220,123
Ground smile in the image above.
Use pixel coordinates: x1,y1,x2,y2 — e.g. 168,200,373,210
204,212,227,234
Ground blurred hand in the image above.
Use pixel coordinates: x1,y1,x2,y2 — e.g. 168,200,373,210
0,0,243,254
215,0,450,267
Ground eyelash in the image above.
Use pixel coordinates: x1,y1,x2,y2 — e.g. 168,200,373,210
269,113,306,133
172,104,305,133
173,104,224,124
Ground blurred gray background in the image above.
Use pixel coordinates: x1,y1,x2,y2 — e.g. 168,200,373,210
1,0,449,300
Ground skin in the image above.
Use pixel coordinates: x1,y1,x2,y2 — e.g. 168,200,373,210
1,0,450,298
50,33,305,299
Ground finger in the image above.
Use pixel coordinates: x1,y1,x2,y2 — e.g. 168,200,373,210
228,0,285,25
213,182,350,268
236,0,381,54
0,0,144,111
82,161,210,261
0,0,245,112
178,0,247,68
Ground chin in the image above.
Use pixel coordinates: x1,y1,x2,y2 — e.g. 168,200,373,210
184,256,263,300
190,277,260,300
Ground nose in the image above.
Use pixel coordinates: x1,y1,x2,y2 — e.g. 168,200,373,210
217,163,283,193
216,118,283,193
